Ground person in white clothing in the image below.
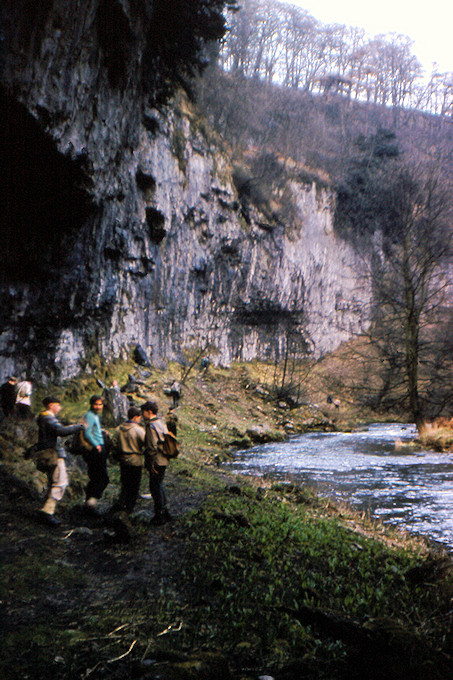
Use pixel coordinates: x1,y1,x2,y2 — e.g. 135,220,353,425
16,378,33,419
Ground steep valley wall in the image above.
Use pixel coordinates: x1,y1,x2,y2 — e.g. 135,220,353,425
0,0,371,381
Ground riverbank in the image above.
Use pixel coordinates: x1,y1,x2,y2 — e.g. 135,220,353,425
1,358,452,679
417,420,453,452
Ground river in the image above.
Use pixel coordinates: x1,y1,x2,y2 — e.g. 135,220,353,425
228,423,453,549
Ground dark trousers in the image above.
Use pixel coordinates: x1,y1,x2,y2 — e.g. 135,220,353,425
1,401,15,418
84,445,109,500
117,463,142,513
16,404,32,420
148,464,167,519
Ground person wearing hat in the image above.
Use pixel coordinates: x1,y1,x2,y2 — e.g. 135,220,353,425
36,396,84,527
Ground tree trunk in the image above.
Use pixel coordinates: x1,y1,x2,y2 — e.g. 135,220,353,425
403,246,421,425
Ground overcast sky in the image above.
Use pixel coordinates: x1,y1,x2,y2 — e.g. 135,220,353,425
282,0,453,75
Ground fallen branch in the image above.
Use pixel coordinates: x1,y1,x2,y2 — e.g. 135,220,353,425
157,621,183,636
108,623,130,636
108,639,137,663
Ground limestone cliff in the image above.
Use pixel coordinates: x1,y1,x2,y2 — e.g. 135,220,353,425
0,0,370,381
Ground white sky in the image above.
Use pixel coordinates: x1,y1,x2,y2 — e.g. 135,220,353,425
283,1,453,75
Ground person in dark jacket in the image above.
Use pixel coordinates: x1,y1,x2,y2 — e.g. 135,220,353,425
0,376,17,418
36,396,83,527
166,406,178,436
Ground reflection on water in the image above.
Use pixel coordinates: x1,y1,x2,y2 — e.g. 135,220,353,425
228,423,453,549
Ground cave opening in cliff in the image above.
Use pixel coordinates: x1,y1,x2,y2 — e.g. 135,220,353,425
0,89,94,283
146,206,167,244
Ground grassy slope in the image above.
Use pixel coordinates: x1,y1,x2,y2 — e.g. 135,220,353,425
1,357,452,679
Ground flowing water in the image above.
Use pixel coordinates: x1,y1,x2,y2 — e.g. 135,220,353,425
228,423,453,549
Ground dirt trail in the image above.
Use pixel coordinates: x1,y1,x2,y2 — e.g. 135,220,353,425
0,468,207,636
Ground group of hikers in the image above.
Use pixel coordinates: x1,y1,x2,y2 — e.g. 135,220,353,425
1,376,178,535
39,395,175,531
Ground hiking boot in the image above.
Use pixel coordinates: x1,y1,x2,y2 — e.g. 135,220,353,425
150,515,166,526
37,510,61,527
112,511,133,541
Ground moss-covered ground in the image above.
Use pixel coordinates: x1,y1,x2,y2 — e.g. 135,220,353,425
1,358,452,679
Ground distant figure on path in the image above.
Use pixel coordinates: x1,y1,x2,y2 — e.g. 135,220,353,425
0,376,17,418
169,380,181,408
166,406,178,436
16,378,33,419
200,356,210,371
141,400,172,526
36,396,83,527
82,395,109,515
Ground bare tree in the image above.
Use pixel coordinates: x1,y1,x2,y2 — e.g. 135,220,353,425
336,133,453,423
217,0,447,116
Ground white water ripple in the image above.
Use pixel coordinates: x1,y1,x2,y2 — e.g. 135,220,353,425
228,423,453,549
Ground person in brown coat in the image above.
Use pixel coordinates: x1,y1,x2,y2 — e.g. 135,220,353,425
141,400,172,525
110,406,146,514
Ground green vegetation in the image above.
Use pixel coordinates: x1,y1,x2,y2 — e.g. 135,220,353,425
180,489,452,678
1,356,453,679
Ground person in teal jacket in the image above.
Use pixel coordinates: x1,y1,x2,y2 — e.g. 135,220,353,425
82,395,109,514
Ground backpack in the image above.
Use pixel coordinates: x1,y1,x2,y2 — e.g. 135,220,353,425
66,429,94,456
23,442,58,471
23,442,39,460
152,425,180,459
161,431,180,459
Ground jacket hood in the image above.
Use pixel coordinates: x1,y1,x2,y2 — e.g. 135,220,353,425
119,421,140,432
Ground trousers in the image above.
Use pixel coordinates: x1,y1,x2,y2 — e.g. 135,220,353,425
84,445,109,500
46,458,68,502
117,463,143,513
148,464,167,519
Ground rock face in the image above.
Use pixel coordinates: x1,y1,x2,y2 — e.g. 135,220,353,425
0,0,370,381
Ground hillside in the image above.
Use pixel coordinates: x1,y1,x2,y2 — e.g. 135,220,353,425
197,68,453,202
